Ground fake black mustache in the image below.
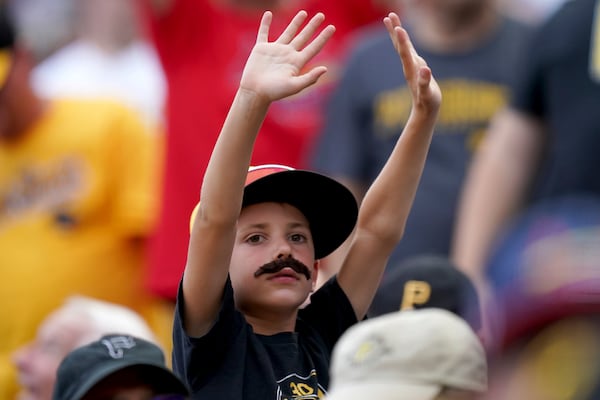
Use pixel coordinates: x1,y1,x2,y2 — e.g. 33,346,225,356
254,256,312,280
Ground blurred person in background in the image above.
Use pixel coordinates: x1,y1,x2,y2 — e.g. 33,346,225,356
14,0,167,129
0,5,171,398
6,0,74,62
472,196,600,400
139,0,390,302
498,0,568,25
53,334,190,400
474,195,600,351
13,296,159,400
486,313,600,400
312,0,533,283
452,0,600,301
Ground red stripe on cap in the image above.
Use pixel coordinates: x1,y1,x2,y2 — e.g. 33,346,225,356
190,164,296,234
245,164,295,186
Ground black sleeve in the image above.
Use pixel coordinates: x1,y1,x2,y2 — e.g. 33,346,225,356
172,277,245,386
508,0,584,118
509,25,546,117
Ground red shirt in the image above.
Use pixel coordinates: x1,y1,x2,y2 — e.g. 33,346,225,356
143,0,387,299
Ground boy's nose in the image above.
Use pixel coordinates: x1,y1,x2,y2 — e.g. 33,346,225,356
274,240,292,259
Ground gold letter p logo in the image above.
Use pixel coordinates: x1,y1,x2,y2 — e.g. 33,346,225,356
400,280,432,310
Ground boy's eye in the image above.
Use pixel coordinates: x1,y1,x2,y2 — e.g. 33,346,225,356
289,233,306,243
246,234,264,243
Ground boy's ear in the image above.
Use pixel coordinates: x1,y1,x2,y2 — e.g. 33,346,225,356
311,260,320,291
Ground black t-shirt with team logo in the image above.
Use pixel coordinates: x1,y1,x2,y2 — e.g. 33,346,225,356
172,276,358,399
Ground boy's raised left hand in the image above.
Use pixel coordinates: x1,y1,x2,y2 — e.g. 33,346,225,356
384,12,442,118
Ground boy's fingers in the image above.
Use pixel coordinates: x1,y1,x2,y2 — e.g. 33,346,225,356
383,19,398,50
416,55,428,69
387,12,402,27
383,13,403,47
283,66,328,97
418,67,432,89
276,10,308,44
400,27,419,61
383,16,393,35
298,66,328,87
299,24,335,63
382,12,440,110
396,27,416,79
256,11,273,43
290,12,326,50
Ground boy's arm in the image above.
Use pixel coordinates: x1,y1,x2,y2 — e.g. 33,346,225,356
337,13,441,320
183,11,335,337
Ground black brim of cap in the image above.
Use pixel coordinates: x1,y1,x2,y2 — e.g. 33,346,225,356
242,170,358,260
69,362,190,400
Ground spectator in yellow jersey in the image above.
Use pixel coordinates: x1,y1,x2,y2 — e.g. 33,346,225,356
0,5,171,399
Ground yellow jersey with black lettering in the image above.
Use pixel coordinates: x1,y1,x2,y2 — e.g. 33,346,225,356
0,98,169,399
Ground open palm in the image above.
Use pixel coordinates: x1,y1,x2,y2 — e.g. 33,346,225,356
240,11,335,102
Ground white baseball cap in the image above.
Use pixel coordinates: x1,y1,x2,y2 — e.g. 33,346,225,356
326,308,487,400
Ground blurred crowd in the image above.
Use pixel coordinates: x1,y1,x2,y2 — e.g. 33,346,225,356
1,0,599,399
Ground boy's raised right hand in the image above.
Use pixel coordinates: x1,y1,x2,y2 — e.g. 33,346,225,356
239,10,335,104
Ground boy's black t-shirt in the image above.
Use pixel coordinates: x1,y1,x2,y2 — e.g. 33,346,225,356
172,277,358,399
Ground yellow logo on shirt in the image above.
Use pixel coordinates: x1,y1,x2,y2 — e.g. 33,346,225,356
277,370,325,399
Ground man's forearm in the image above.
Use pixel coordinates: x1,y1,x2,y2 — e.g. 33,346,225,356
452,108,545,281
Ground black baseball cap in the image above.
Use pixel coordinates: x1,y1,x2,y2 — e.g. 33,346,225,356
190,164,359,260
369,254,482,331
53,334,190,400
